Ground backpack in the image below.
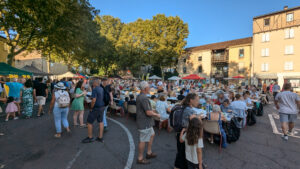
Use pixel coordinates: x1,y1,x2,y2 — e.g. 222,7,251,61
169,104,185,132
101,85,111,106
57,91,70,108
224,119,240,143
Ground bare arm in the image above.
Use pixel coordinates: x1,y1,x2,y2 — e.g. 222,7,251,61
179,128,186,143
146,110,160,118
45,88,48,98
33,89,37,101
91,98,96,109
197,148,203,169
48,95,56,114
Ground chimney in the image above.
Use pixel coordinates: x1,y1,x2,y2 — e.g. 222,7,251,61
284,6,288,10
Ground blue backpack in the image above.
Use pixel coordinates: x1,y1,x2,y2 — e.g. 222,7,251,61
169,104,186,132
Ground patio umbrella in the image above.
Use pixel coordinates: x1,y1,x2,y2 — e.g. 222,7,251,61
168,76,180,81
0,62,32,76
232,75,244,79
182,74,205,80
148,75,162,80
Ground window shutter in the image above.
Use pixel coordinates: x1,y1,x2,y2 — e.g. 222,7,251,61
290,29,294,38
266,33,270,41
290,45,294,54
265,48,269,56
261,64,265,71
290,62,293,70
285,29,290,38
284,62,288,70
285,46,289,54
265,63,269,71
262,34,265,42
261,48,265,56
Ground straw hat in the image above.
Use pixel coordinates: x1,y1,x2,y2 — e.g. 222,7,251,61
54,82,66,90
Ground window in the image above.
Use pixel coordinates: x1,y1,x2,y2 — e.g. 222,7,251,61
239,49,244,58
238,62,245,73
262,33,270,42
264,18,270,26
183,67,187,73
261,63,269,72
198,56,202,61
261,48,269,57
284,62,293,70
285,28,294,39
285,45,294,55
286,13,294,22
198,66,202,73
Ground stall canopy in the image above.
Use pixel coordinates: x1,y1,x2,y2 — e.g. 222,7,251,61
53,71,78,79
232,75,244,79
168,76,180,81
21,65,52,76
182,74,205,80
148,75,162,80
0,62,32,76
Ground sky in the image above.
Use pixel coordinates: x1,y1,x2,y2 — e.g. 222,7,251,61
91,0,300,48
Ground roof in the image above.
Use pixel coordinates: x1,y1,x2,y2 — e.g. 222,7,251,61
253,6,300,19
21,65,52,76
185,37,252,52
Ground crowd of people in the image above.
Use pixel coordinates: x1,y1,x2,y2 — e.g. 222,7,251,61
0,76,299,169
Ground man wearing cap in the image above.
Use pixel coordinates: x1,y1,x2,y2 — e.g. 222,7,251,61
82,79,106,143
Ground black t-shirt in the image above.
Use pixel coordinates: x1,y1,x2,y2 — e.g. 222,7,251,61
177,94,185,101
34,82,47,97
105,85,112,93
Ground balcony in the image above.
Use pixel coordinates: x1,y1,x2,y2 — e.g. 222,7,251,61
212,53,228,63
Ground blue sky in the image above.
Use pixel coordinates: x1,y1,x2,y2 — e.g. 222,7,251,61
91,0,299,47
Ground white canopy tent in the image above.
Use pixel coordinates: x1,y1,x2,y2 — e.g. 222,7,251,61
51,71,78,80
148,75,162,80
168,76,180,81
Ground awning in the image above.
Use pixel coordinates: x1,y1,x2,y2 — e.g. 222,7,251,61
256,73,277,79
0,62,32,76
283,75,300,79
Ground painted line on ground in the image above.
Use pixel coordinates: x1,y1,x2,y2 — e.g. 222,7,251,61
65,149,83,169
108,117,135,169
268,114,300,139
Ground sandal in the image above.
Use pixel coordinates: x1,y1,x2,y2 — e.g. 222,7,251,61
137,159,150,165
79,124,87,128
54,134,61,138
146,153,157,159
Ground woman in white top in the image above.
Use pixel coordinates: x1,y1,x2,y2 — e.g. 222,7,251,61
48,82,71,138
180,117,204,169
156,95,171,121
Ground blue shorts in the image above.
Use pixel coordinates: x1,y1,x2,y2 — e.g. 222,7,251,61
279,113,297,123
87,107,105,124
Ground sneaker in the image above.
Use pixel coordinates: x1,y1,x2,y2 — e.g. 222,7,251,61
82,137,94,143
96,137,104,143
287,130,295,136
14,117,19,120
281,135,288,141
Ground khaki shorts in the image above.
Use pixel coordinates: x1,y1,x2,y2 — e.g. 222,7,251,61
36,96,46,105
139,127,155,142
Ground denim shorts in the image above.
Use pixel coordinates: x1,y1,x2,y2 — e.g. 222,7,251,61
87,107,105,124
279,113,297,123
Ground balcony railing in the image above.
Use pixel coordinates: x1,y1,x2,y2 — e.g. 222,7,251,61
212,53,228,63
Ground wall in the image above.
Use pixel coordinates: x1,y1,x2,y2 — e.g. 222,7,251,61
0,40,8,63
228,44,251,79
178,50,211,77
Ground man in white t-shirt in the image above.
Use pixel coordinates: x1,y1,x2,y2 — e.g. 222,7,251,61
275,83,300,141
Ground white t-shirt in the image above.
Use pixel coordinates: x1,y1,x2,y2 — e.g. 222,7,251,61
182,133,203,164
275,91,300,114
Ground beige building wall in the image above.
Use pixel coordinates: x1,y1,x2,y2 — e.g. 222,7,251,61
178,50,211,78
0,39,8,63
253,7,300,89
228,44,251,79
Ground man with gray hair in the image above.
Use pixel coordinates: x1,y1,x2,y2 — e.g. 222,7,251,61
136,81,160,164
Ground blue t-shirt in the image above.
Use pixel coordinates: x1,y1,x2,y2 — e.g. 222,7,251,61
6,82,23,98
91,86,105,108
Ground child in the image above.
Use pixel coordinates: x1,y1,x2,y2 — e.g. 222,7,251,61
180,117,204,169
5,96,18,121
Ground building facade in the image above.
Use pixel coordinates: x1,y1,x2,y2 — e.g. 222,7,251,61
0,37,8,63
252,6,300,89
178,37,252,83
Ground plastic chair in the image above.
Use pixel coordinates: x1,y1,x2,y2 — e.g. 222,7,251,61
203,120,222,152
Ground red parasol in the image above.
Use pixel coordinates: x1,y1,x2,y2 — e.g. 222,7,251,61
232,75,244,79
182,74,205,80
